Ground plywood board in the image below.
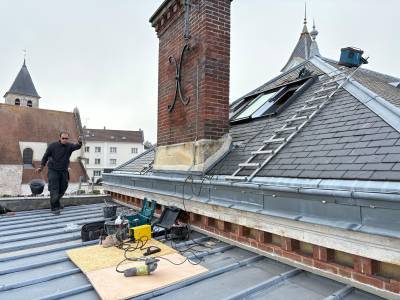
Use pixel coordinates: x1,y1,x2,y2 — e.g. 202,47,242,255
67,239,176,273
86,252,208,300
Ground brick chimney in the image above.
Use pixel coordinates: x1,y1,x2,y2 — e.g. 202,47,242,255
151,0,232,172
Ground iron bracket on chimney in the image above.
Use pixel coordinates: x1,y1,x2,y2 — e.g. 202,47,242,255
167,0,193,112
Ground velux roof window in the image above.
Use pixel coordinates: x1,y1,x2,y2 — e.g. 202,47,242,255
230,77,312,123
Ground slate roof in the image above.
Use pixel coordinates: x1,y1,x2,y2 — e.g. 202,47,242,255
0,203,383,300
212,59,400,181
116,147,155,174
281,23,313,72
84,128,144,143
4,61,40,98
118,57,400,182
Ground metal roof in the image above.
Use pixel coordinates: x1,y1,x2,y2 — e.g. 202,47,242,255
5,60,40,98
0,203,384,299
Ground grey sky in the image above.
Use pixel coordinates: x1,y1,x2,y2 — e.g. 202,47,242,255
1,0,399,143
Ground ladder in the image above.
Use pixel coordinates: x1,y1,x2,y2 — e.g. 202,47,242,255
225,69,351,182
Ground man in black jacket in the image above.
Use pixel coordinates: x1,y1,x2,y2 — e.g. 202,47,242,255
36,132,82,214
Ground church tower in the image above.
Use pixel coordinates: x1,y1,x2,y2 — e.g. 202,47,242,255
4,59,41,108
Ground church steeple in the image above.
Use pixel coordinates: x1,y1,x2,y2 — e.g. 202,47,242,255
281,6,321,73
4,58,41,108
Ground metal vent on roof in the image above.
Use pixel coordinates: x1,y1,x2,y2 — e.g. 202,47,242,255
111,136,115,139
122,136,127,140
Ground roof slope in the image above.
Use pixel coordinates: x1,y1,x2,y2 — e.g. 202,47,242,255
0,204,382,300
212,61,400,180
84,128,144,143
0,104,81,164
5,61,40,98
115,147,155,173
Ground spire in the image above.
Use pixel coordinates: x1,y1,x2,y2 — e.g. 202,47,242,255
281,9,313,72
302,3,308,34
310,19,320,57
4,59,40,99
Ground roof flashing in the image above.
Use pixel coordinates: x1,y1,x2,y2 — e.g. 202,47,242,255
310,56,400,133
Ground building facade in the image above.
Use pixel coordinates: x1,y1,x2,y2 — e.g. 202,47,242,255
82,128,144,181
0,60,86,196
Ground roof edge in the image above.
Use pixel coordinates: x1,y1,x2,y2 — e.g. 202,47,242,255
310,56,400,134
107,172,400,202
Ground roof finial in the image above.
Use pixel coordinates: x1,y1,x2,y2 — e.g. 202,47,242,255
22,49,27,65
304,2,307,25
310,19,318,40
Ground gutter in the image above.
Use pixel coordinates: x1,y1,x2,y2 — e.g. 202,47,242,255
107,172,400,203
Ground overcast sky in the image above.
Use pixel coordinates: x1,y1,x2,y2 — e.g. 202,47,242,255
1,0,399,143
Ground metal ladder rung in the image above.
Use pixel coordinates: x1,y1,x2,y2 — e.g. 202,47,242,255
297,105,319,112
264,137,286,144
286,116,308,123
238,162,260,168
274,126,297,133
305,95,327,103
251,149,274,155
314,86,336,94
225,175,247,181
324,76,346,85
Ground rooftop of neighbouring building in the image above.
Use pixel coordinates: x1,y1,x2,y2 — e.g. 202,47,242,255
84,128,144,144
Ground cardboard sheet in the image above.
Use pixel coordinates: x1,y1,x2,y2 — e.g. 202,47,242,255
67,239,176,273
86,252,208,300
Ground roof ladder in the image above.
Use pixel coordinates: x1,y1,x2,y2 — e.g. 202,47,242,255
225,69,351,182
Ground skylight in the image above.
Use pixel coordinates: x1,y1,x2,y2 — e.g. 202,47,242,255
233,89,282,121
231,77,312,123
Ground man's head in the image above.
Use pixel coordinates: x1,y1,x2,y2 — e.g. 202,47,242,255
59,131,70,144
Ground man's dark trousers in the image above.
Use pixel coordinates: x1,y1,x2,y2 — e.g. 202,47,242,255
48,169,68,210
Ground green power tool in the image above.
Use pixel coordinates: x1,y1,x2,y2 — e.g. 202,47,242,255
123,258,159,277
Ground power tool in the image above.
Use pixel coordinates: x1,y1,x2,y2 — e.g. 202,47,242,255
123,258,159,277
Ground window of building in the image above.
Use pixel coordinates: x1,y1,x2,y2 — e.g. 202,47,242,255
95,158,101,165
110,147,117,153
231,78,311,123
95,147,101,153
27,100,32,107
83,158,89,164
93,170,101,176
22,148,33,167
110,159,117,165
15,98,20,106
84,146,90,152
131,147,138,154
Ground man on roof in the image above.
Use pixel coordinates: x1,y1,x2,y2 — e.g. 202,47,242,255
36,132,82,215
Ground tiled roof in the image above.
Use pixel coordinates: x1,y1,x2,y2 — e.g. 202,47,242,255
4,61,40,98
281,25,313,72
115,147,155,174
0,104,81,165
212,60,400,180
120,58,400,182
84,128,144,143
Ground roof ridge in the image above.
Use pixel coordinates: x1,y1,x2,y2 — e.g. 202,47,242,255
311,56,400,133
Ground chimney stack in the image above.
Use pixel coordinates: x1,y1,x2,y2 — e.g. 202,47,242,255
151,0,232,172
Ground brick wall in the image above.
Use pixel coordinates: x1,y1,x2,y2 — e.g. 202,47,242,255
151,0,231,146
110,191,400,295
